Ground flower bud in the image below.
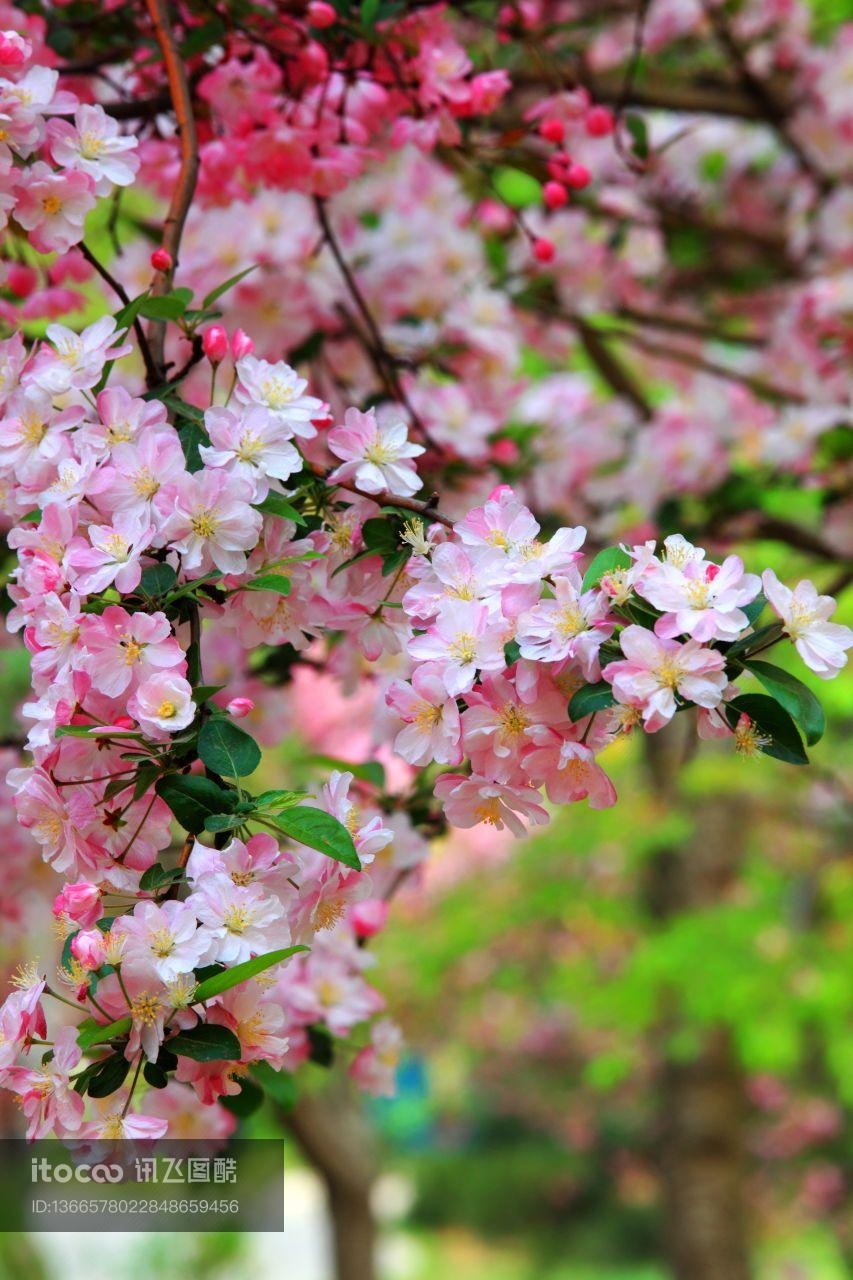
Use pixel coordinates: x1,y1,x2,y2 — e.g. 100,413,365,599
351,899,389,939
539,117,565,144
307,1,336,26
585,105,614,137
0,31,31,66
532,237,556,263
231,328,254,360
53,881,102,929
226,697,254,719
542,181,568,210
6,262,37,298
202,324,229,364
565,162,591,190
491,437,520,465
71,929,107,971
150,247,173,272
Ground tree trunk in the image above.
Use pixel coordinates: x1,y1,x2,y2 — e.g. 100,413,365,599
644,722,753,1280
282,1086,377,1280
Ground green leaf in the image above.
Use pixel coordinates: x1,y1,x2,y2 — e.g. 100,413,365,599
742,593,766,626
568,681,616,722
139,563,177,597
155,773,240,833
221,1077,265,1117
202,266,257,310
360,0,380,30
138,294,189,321
178,419,209,473
143,1061,169,1090
139,862,183,891
271,806,361,870
114,293,148,332
503,640,521,666
77,1016,131,1050
245,574,291,596
582,546,631,592
198,717,262,778
724,694,809,765
193,683,226,703
624,113,649,160
307,1024,335,1067
252,789,306,810
193,946,308,1003
168,1023,242,1062
87,1052,131,1099
306,756,385,790
251,1061,298,1110
255,492,305,524
744,660,825,746
203,812,245,833
493,166,542,209
132,762,161,802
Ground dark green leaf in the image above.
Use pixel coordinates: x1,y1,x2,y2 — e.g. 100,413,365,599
143,1062,169,1089
138,294,188,320
203,813,245,833
139,563,177,597
271,806,360,870
155,773,240,833
193,683,226,703
194,947,308,1003
198,717,262,777
568,681,616,722
742,593,766,626
306,756,385,790
251,1061,297,1110
744,660,825,746
139,862,183,891
724,694,808,765
178,419,209,473
221,1077,265,1117
88,1053,132,1098
254,492,305,524
307,1024,335,1067
168,1022,242,1062
503,640,521,666
77,1016,131,1051
624,113,649,160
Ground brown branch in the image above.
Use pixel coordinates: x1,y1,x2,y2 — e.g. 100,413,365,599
144,0,200,382
616,306,765,347
78,242,160,388
570,314,653,420
310,464,453,528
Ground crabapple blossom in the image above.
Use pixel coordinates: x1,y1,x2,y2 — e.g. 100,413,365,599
82,607,185,698
113,901,211,984
200,404,302,498
48,103,140,194
603,626,728,732
235,356,324,438
127,673,196,737
638,554,762,642
158,468,262,577
385,665,462,766
328,407,425,497
67,510,153,595
762,571,853,678
516,570,614,679
408,599,507,696
434,774,550,838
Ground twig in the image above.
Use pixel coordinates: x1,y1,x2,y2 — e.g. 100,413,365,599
144,0,200,381
570,314,653,420
311,464,453,528
78,242,160,387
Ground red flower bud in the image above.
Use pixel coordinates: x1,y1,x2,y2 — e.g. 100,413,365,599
150,248,173,272
585,105,614,137
231,328,254,360
307,1,336,26
202,324,229,364
6,263,37,298
565,162,591,190
539,117,565,144
532,237,556,263
542,181,568,210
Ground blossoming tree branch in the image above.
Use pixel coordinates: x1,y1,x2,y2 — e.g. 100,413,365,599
0,0,850,1141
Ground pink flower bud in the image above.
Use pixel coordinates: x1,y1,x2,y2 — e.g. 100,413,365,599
532,237,556,263
71,928,107,971
491,437,520,465
539,117,565,144
585,105,614,137
0,30,31,66
542,181,568,210
150,247,173,272
351,899,389,939
307,1,336,26
53,881,102,929
202,324,229,364
565,162,591,190
226,697,254,719
231,328,254,359
6,263,37,298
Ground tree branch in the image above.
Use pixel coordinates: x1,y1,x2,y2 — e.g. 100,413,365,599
144,0,200,382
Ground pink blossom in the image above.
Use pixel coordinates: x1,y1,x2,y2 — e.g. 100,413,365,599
113,900,210,983
408,599,506,696
350,898,389,938
12,162,95,253
638,554,761,642
158,469,262,577
461,670,567,783
48,104,139,194
517,570,614,679
187,877,290,965
385,665,462,766
67,509,153,595
24,316,131,395
763,570,852,679
328,407,424,498
200,404,302,499
434,773,549,837
53,880,102,929
235,355,323,438
349,1018,402,1096
70,927,107,970
82,606,185,698
5,1026,84,1139
523,734,617,808
128,672,196,737
603,625,728,732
